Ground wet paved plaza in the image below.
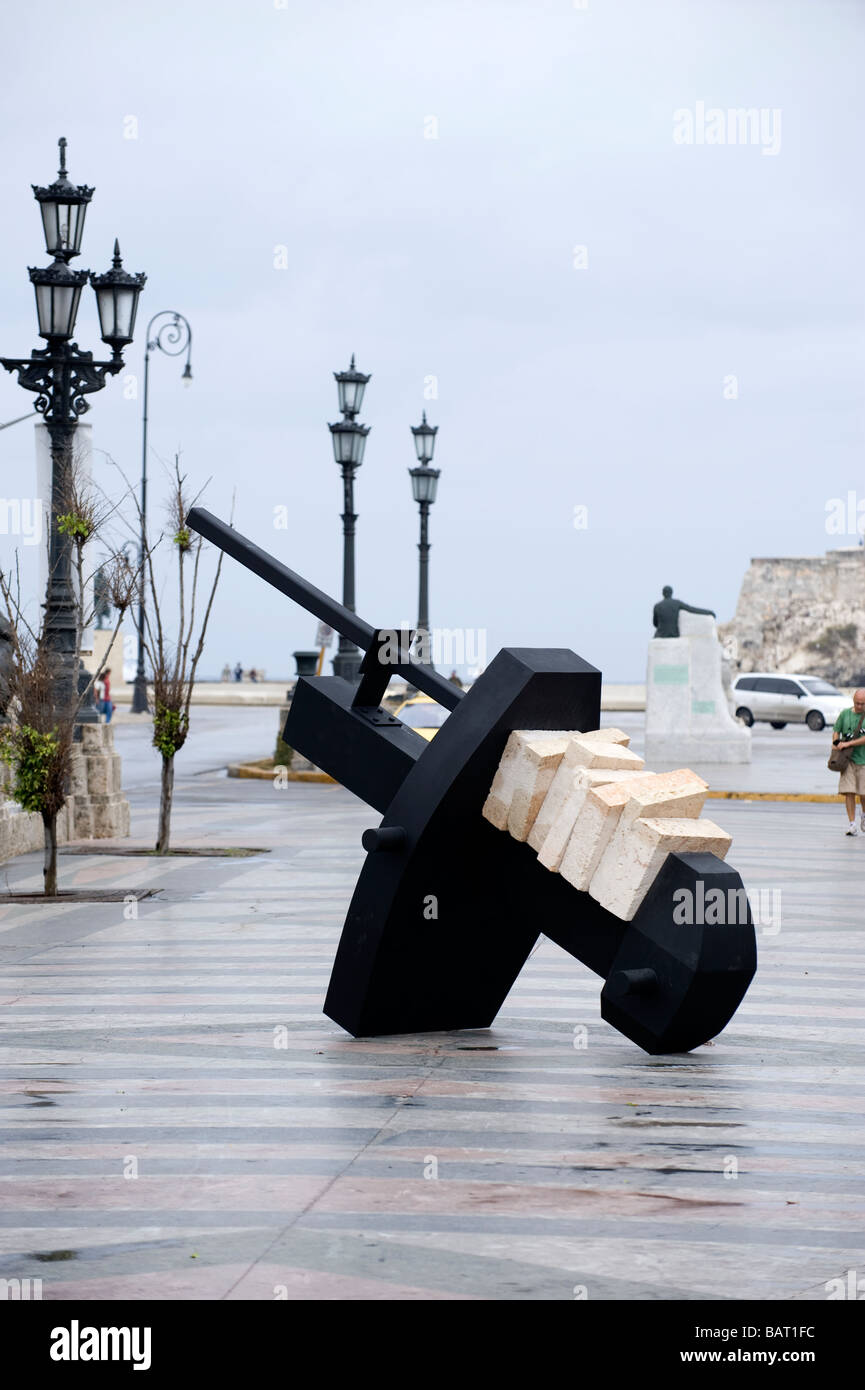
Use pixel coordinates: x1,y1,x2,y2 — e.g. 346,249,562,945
0,722,863,1301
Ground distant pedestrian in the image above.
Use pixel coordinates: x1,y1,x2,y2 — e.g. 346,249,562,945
221,664,231,682
249,668,258,683
448,670,463,689
100,668,114,724
831,688,865,835
233,662,243,682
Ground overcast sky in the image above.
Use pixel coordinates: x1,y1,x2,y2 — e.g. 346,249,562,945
0,0,862,681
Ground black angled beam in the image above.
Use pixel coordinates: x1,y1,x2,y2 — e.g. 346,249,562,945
186,507,463,711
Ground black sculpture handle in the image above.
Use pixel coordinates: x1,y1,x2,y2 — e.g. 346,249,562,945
186,506,463,710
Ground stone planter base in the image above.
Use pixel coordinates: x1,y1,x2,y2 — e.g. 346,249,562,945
0,722,130,864
68,723,130,839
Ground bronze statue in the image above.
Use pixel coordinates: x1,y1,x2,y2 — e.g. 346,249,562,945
653,586,715,639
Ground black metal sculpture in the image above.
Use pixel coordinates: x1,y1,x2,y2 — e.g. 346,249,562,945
188,507,756,1055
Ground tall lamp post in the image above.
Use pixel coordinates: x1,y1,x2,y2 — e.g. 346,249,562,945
0,138,146,719
409,411,440,668
329,355,370,682
130,311,193,714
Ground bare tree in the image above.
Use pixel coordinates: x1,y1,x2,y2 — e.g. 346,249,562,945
137,458,227,854
0,456,137,894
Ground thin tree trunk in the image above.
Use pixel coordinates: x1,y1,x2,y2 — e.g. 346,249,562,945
42,811,58,896
156,754,174,854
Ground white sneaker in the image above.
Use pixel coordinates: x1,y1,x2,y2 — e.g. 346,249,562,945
846,822,859,836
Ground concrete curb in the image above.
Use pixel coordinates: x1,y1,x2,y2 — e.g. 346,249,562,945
227,760,336,784
706,790,844,803
226,761,845,806
226,763,840,802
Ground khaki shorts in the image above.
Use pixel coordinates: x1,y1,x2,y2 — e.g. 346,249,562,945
839,762,865,794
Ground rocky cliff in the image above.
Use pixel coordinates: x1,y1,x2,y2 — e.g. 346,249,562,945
718,547,865,684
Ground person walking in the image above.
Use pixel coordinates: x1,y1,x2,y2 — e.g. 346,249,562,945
832,688,865,835
100,668,114,725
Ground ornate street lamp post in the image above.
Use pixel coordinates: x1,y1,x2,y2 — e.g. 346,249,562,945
0,138,146,719
329,355,370,682
409,411,440,668
131,312,193,714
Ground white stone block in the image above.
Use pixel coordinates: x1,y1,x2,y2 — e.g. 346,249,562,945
527,730,633,851
527,733,625,849
557,768,707,892
482,730,578,841
536,768,648,870
616,774,708,831
575,727,631,747
569,737,645,771
589,815,733,921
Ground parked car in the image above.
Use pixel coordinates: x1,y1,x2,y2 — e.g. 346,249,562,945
731,673,849,731
392,693,449,742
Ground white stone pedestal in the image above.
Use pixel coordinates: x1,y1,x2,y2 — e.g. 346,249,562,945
645,612,751,764
68,723,130,839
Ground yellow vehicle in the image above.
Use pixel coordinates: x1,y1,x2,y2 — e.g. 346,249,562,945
392,693,450,742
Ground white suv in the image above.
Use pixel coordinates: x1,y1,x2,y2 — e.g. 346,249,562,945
732,673,849,732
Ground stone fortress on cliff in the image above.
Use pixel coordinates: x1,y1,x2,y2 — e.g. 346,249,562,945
718,545,865,686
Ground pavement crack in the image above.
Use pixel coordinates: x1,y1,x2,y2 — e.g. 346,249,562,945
218,1054,450,1300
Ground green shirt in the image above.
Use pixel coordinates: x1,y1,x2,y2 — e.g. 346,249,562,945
833,708,865,764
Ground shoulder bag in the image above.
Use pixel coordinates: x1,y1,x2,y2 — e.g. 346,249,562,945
828,711,865,772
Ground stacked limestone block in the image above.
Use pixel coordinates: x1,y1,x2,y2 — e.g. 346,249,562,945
527,727,632,854
68,723,130,839
590,816,731,920
537,768,646,871
482,728,731,922
483,729,643,843
558,769,708,892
